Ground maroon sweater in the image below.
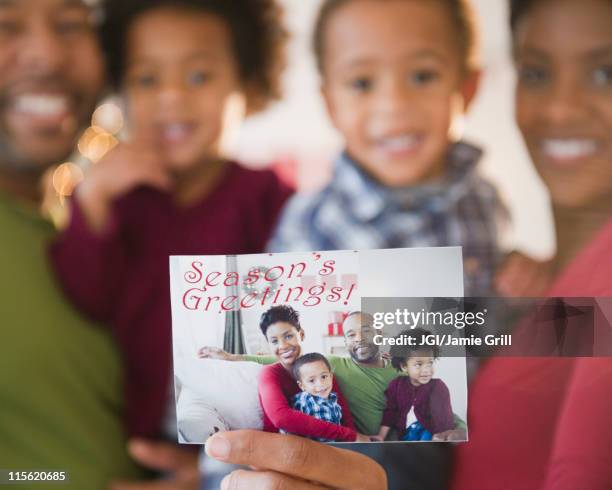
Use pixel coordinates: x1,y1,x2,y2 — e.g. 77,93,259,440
50,162,292,438
381,376,454,437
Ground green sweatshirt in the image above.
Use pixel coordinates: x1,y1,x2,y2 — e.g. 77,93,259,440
0,192,144,489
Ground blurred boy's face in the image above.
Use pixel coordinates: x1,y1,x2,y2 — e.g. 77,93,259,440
297,360,333,399
401,352,435,386
515,0,612,210
265,322,304,369
0,0,103,173
321,0,476,187
124,8,241,170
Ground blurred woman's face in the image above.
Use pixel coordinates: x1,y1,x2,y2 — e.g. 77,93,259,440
514,0,612,210
265,322,304,368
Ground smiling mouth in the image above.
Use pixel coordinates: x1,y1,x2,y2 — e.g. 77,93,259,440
279,348,297,360
8,94,73,126
355,345,371,355
375,133,424,156
15,94,69,115
541,138,599,163
158,123,196,145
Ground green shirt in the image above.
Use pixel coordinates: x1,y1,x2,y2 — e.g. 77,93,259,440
328,357,399,435
245,354,466,436
0,192,144,489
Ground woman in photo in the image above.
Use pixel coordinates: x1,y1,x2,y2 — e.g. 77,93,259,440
254,305,370,442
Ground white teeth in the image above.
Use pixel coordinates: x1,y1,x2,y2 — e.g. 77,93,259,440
14,95,69,117
542,139,598,160
280,349,294,358
378,134,420,152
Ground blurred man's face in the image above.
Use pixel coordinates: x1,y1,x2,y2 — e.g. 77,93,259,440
0,0,104,174
343,313,380,363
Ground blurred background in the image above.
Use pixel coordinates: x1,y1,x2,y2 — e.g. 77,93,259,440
52,0,555,259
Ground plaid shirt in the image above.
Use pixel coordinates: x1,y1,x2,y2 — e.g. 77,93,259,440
268,142,507,295
291,391,343,442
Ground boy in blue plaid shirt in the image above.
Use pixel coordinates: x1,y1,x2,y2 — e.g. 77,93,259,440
268,0,509,297
290,353,345,442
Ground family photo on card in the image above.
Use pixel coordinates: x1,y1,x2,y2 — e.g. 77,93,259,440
170,248,468,445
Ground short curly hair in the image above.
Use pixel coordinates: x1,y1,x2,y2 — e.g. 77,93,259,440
313,0,479,76
292,352,332,382
99,0,287,112
259,305,301,337
389,328,440,371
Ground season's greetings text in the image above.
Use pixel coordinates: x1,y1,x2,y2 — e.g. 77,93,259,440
181,258,357,312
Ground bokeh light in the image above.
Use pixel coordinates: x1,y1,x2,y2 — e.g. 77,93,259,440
77,126,118,163
44,101,126,227
52,162,85,198
91,103,124,135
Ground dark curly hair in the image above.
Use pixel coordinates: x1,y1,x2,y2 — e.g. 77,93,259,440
313,0,479,76
389,328,440,371
99,0,287,112
292,352,332,382
509,0,537,33
259,305,301,337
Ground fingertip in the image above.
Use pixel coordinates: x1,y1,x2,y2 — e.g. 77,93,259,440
127,438,150,459
205,433,231,461
220,474,231,490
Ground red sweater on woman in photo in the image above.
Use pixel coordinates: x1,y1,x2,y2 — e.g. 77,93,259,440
50,162,292,438
258,362,357,442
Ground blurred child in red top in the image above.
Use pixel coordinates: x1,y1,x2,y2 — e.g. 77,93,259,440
50,0,292,438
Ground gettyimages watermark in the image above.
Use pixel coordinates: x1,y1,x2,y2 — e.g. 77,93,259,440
362,297,612,358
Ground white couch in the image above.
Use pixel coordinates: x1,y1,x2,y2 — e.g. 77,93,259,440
175,358,264,443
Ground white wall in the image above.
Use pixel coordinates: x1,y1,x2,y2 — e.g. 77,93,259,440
227,0,555,259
